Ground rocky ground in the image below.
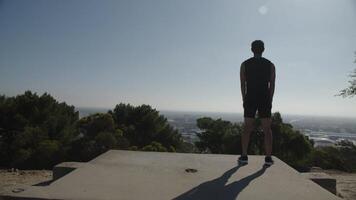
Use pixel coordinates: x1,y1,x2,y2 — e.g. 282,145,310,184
310,168,356,200
0,168,355,199
325,170,356,200
0,169,52,195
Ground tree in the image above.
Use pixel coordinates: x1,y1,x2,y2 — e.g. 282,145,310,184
269,113,313,169
338,54,356,97
0,91,79,169
109,103,183,151
69,113,129,161
338,69,356,97
0,92,185,167
195,117,242,154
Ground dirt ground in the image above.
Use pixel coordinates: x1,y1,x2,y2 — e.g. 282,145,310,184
325,170,356,200
0,168,355,199
310,168,356,200
0,169,52,195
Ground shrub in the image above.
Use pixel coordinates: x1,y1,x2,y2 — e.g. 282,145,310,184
141,141,168,152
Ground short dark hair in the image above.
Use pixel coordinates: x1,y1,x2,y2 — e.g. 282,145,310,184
251,40,264,54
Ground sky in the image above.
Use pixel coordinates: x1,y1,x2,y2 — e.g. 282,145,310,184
1,0,356,117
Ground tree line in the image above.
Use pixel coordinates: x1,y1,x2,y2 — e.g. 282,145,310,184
0,91,189,169
0,91,355,172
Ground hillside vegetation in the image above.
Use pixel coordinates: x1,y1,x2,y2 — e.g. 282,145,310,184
0,91,355,172
0,91,187,169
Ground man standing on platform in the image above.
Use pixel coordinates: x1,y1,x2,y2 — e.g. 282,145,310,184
238,40,276,166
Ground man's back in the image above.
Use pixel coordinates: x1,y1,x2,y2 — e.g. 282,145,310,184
243,57,273,99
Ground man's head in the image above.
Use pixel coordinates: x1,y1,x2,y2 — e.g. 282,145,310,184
251,40,264,55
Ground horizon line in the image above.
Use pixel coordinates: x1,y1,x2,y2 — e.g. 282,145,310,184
76,106,356,119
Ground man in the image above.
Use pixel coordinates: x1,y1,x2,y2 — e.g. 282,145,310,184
238,40,276,166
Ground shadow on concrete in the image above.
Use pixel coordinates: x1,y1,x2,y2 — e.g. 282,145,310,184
173,164,269,200
33,179,54,186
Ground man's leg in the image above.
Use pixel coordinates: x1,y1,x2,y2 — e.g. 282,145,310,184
261,118,272,156
242,118,254,156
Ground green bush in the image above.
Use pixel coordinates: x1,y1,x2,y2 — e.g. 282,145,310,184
128,146,138,151
34,140,60,168
95,132,118,150
141,141,168,152
310,142,356,172
11,149,32,168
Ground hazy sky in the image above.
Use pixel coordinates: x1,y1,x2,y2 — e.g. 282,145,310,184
1,0,356,117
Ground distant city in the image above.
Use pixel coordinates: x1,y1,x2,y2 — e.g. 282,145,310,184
78,108,356,147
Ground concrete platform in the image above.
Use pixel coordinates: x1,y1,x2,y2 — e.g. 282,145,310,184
1,150,341,200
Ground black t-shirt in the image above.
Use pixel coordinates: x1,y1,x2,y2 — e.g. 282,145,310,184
243,57,273,101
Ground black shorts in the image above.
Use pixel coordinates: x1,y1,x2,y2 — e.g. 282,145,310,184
243,98,272,118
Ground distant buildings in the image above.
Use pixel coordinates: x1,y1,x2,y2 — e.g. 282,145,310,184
302,130,356,147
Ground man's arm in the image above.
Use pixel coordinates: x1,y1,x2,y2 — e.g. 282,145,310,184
269,63,276,102
240,63,246,102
